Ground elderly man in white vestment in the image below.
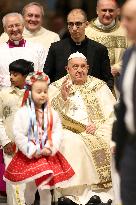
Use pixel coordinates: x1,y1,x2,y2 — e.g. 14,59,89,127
0,2,60,51
85,0,128,77
0,12,47,87
49,52,117,205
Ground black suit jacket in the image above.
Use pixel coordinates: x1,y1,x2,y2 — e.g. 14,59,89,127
44,37,113,89
112,46,134,171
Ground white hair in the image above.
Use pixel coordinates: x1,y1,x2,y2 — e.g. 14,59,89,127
97,0,118,8
22,2,45,17
2,12,24,28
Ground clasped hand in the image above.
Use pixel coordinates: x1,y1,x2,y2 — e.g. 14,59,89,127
33,147,52,159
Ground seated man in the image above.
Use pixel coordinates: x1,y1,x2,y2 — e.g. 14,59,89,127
49,52,117,205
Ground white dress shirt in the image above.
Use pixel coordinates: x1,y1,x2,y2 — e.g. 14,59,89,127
123,51,136,134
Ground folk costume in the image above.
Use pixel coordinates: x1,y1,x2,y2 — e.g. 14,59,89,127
4,72,74,205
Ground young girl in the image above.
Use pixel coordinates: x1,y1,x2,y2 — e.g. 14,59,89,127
4,71,74,205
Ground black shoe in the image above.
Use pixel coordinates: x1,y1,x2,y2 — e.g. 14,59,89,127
58,197,77,205
99,199,112,205
86,195,101,205
107,199,112,205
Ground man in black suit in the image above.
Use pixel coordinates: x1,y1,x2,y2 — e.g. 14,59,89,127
44,9,114,90
112,1,136,205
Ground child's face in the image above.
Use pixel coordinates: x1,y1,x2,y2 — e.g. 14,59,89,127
10,71,26,88
31,80,48,108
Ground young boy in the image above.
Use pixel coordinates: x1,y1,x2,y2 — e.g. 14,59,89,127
0,59,34,205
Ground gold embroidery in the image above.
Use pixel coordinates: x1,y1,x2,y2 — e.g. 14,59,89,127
89,35,127,65
90,35,127,48
88,19,127,65
91,19,120,33
51,76,112,190
3,106,12,119
15,185,22,205
80,133,111,190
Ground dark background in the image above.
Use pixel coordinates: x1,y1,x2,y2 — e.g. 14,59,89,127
0,0,126,35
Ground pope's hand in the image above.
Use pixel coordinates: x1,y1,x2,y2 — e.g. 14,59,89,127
86,122,96,134
61,77,72,101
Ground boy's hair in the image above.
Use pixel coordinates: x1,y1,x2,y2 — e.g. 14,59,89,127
9,59,34,76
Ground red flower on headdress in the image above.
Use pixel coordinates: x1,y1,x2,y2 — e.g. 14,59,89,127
30,76,36,83
45,76,49,81
25,71,50,87
36,71,43,75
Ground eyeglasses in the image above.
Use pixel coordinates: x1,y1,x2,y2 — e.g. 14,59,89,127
67,21,86,29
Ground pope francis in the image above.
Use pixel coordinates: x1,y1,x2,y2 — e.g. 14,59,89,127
48,52,118,205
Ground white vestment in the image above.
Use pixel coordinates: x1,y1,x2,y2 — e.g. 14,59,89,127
0,27,60,51
0,41,47,87
85,19,128,72
49,76,120,205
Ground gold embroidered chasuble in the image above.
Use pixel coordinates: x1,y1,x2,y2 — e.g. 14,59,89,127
85,19,128,72
50,76,116,190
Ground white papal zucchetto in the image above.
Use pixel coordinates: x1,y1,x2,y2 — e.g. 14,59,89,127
68,51,87,61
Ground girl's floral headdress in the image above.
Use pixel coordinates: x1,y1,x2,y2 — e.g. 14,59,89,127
25,71,50,87
22,71,50,106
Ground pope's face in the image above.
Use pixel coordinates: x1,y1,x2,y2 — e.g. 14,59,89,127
97,0,119,26
23,5,42,32
66,57,89,85
121,3,136,42
4,16,24,41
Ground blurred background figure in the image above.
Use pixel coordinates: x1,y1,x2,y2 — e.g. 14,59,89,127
0,12,47,87
86,0,128,78
85,0,128,100
0,0,126,37
112,0,136,205
0,2,60,51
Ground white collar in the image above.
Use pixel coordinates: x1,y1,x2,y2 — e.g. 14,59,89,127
23,27,45,37
94,17,116,31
